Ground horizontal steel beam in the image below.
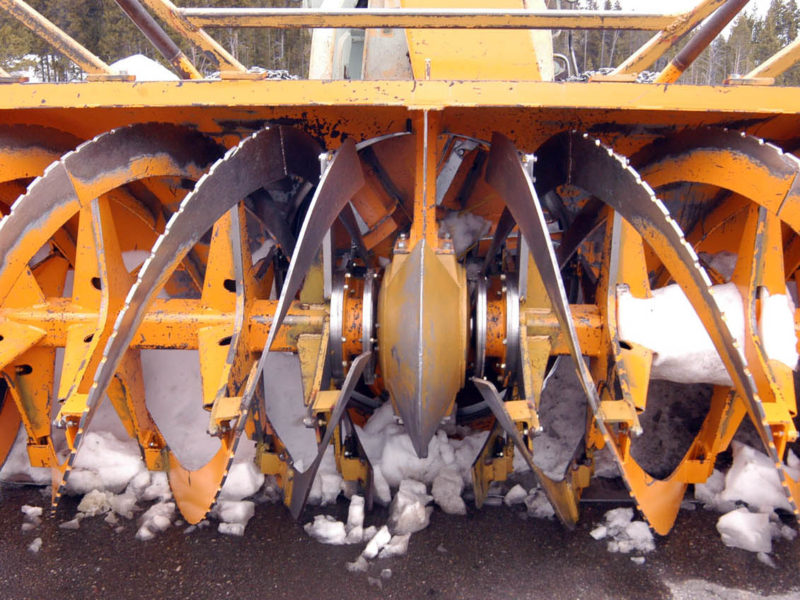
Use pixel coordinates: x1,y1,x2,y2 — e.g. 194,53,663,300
179,8,679,31
1,80,799,114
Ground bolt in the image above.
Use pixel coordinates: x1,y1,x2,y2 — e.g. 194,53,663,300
502,338,507,346
343,284,349,290
500,363,506,369
342,360,348,367
344,272,351,278
399,232,408,240
370,337,377,343
500,274,506,281
341,337,347,343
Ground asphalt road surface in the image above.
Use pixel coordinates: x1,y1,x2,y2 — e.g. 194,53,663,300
1,483,799,600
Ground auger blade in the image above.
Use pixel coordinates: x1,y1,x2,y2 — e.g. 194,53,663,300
532,131,800,532
64,126,321,522
0,123,224,507
287,352,371,519
264,139,364,354
480,207,515,276
379,238,466,458
472,377,579,527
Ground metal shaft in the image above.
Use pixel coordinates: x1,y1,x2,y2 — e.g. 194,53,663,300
113,0,201,80
654,0,749,84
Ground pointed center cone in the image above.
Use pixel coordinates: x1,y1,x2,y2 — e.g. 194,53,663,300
377,239,467,458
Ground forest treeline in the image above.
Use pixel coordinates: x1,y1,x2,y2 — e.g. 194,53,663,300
0,0,798,84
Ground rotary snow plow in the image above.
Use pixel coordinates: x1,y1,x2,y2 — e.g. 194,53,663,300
2,0,800,536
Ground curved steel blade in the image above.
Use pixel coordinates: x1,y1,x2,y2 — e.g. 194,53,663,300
532,131,800,531
486,132,599,413
288,352,371,519
55,127,320,514
472,377,578,527
264,139,364,354
480,207,514,276
0,123,221,306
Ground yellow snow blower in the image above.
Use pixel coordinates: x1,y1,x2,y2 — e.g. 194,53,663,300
1,0,799,535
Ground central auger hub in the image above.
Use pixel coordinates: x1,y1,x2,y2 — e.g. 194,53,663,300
330,233,471,459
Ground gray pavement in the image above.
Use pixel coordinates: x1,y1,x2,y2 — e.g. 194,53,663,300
1,484,799,600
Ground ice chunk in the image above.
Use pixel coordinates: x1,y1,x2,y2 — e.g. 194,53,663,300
694,469,725,507
77,490,113,516
378,534,410,559
59,518,81,530
21,505,43,520
590,525,608,540
504,484,527,506
219,462,265,501
388,480,433,535
218,522,246,536
136,502,175,541
381,568,392,580
345,495,365,542
110,492,137,519
362,525,391,559
720,443,792,512
630,556,646,565
716,508,772,553
593,508,655,554
346,556,369,573
303,515,347,545
362,525,378,542
215,500,255,527
757,552,777,568
142,472,172,502
525,489,555,520
27,537,42,553
21,523,37,532
372,465,392,506
432,467,466,515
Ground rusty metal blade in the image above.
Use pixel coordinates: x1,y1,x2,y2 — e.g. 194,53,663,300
533,130,800,531
472,377,578,527
485,132,600,413
55,127,320,516
288,352,371,519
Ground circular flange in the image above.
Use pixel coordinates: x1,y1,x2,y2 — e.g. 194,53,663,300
329,270,346,381
362,268,378,384
504,277,520,381
473,275,488,378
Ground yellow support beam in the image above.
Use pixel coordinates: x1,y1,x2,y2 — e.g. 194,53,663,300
180,7,680,31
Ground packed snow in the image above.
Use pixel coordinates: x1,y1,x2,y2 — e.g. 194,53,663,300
110,54,179,82
617,283,798,385
691,441,800,558
590,507,655,556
